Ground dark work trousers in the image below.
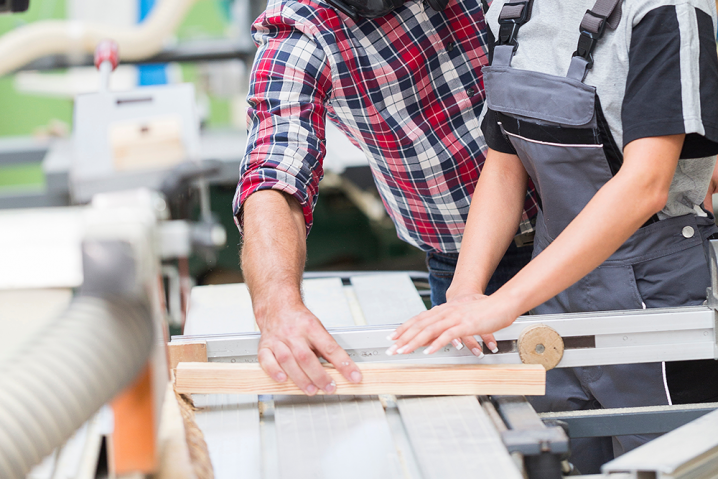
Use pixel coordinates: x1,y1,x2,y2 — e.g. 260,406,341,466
426,241,534,307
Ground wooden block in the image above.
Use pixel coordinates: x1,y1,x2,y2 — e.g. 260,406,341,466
517,324,564,370
174,362,545,396
110,116,186,172
168,342,208,370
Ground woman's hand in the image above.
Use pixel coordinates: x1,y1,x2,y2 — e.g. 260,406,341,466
444,291,500,356
386,293,519,356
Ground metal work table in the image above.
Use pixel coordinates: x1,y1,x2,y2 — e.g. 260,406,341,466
175,271,718,479
178,273,531,479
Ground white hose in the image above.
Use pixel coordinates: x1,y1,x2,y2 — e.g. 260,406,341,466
0,296,154,479
0,0,200,77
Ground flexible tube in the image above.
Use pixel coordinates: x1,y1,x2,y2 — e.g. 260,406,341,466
0,0,200,77
0,296,154,479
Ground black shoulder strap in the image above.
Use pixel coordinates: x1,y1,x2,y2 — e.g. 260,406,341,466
495,0,534,51
571,0,622,77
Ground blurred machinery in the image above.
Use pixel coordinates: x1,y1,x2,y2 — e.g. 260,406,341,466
0,0,405,281
0,10,229,475
0,0,28,13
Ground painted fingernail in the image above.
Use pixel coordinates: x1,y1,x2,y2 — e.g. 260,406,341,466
276,372,287,382
396,345,408,355
387,331,398,340
488,342,498,353
325,381,336,394
306,384,318,395
452,339,464,351
351,371,362,383
423,347,432,355
385,344,398,356
471,348,485,358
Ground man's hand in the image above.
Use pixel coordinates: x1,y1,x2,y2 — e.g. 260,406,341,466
241,190,362,395
256,304,362,395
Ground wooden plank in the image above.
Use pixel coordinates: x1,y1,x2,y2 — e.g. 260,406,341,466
156,385,198,479
192,394,261,479
350,274,426,325
273,395,403,479
168,341,207,370
175,363,546,396
397,396,523,479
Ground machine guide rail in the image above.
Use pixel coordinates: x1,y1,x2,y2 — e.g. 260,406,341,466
172,304,718,368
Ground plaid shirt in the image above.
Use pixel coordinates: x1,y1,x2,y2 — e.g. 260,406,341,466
233,0,538,253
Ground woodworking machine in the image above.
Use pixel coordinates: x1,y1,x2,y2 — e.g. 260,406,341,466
170,259,718,479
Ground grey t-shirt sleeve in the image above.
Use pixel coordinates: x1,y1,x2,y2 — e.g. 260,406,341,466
622,4,718,158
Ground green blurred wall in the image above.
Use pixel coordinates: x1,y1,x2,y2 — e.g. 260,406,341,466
0,0,232,138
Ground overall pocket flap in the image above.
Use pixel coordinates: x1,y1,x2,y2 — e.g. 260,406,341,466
484,66,596,127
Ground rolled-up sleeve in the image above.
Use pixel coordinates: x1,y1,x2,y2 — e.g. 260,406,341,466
233,12,333,235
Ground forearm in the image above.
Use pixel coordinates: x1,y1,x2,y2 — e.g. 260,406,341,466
496,135,683,317
241,190,308,327
449,149,529,298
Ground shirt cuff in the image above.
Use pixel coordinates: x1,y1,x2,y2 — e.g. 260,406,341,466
233,172,315,237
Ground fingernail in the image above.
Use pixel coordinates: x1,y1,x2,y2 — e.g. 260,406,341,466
324,381,336,394
471,348,485,358
276,372,287,382
396,345,408,354
385,344,398,356
306,384,318,395
452,339,464,351
387,331,397,340
350,371,362,383
423,347,432,355
488,342,498,353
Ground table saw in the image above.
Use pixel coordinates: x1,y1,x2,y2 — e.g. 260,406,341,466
171,270,718,479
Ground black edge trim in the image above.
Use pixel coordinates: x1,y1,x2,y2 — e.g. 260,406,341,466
497,113,599,145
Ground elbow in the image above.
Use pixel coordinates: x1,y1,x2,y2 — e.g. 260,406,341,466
643,184,670,217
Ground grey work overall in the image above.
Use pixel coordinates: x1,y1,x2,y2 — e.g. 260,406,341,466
483,0,718,473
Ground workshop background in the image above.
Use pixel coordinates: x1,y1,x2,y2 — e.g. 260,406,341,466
0,0,427,287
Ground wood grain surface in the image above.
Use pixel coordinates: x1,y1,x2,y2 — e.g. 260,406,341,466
168,342,208,371
517,324,565,370
174,362,546,396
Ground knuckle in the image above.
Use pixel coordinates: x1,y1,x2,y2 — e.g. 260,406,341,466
274,349,292,364
322,340,340,356
294,349,312,364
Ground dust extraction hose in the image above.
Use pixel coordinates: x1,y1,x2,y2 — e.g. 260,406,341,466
0,295,154,479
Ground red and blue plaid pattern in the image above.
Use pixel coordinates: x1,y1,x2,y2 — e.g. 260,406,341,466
234,0,538,253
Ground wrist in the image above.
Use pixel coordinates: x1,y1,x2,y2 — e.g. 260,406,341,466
491,282,529,320
252,291,306,328
446,281,484,302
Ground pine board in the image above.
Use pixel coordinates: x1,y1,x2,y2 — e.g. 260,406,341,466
175,363,546,396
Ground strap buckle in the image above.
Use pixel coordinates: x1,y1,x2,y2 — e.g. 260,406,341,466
572,10,607,70
497,1,532,50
